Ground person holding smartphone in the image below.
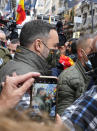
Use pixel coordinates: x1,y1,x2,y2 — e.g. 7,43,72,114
0,72,40,111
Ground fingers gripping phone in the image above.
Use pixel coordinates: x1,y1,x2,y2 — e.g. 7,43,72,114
30,76,58,118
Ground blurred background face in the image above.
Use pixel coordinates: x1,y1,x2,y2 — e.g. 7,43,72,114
7,39,20,55
66,41,72,54
58,46,66,55
7,43,18,54
0,32,6,47
0,33,6,42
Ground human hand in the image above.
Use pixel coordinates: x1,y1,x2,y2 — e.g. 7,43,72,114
56,114,63,126
0,72,40,110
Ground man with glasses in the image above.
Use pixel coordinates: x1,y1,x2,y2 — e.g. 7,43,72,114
0,20,59,83
0,20,59,110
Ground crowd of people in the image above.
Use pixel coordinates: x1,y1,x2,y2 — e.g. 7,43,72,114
0,19,97,131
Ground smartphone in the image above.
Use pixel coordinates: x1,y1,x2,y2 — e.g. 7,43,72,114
30,76,58,118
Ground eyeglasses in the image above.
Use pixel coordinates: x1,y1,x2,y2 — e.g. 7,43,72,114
41,41,49,50
41,41,58,50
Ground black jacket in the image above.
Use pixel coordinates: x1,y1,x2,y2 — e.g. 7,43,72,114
0,46,49,84
57,59,91,115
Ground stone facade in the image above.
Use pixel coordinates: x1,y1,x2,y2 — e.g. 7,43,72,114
74,1,97,34
35,0,45,15
0,0,8,12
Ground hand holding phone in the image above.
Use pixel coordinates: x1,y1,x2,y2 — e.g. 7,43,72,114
31,76,58,117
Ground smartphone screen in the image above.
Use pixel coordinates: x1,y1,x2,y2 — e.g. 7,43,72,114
31,76,57,117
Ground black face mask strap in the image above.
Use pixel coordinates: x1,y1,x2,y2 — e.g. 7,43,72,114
38,41,50,59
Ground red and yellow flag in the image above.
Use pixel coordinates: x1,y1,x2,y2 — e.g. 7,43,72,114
16,0,26,24
59,54,75,70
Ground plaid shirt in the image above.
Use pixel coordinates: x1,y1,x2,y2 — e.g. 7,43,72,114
61,85,97,131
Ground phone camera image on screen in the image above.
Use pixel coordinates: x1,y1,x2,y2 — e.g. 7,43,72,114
31,76,57,117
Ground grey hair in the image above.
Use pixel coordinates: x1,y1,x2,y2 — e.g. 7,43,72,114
76,34,93,50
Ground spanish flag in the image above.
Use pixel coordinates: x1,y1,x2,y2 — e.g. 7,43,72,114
59,54,75,70
16,0,26,24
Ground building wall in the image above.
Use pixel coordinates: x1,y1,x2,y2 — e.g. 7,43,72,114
44,0,52,15
35,0,45,15
74,1,97,34
44,0,63,16
0,0,8,11
52,0,59,15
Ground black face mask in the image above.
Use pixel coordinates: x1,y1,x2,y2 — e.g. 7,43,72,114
41,41,58,67
46,49,58,67
0,41,6,47
88,52,97,71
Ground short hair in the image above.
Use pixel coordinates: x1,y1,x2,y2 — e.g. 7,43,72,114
11,39,20,44
20,20,56,47
76,34,93,50
0,110,70,131
70,39,78,54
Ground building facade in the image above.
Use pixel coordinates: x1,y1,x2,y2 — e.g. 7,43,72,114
74,1,97,34
35,0,45,15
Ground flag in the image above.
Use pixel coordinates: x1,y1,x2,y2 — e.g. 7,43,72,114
59,54,75,70
16,0,26,24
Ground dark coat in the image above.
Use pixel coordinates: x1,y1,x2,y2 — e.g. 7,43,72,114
57,59,91,115
0,46,49,84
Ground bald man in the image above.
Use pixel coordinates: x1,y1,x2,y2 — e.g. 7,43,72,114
57,34,93,115
0,30,11,68
0,30,6,47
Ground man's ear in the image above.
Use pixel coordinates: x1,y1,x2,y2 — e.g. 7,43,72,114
78,48,83,58
34,39,42,52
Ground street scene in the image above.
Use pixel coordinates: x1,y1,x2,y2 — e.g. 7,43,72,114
0,0,97,131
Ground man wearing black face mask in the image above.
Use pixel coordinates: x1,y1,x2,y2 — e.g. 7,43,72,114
0,30,11,68
0,20,59,84
0,20,59,110
57,34,93,115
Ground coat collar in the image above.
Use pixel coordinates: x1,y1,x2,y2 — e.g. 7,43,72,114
14,46,50,75
75,59,91,82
